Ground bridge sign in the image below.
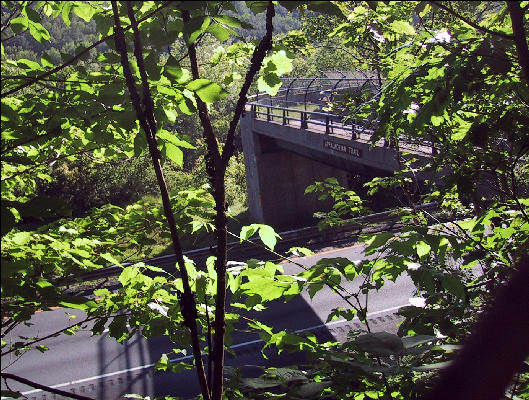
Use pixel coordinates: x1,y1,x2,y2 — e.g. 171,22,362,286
323,139,362,158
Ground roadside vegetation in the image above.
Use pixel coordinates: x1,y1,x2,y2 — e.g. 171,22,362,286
1,2,528,400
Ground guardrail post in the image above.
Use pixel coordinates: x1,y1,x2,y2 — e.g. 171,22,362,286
267,106,270,122
251,104,256,118
301,112,308,129
351,122,357,140
282,108,287,125
325,115,330,134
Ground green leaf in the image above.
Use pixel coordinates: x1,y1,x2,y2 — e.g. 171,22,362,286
144,52,161,81
241,277,288,302
40,53,54,68
213,14,253,29
451,119,472,141
258,225,278,251
59,296,95,311
206,23,235,42
25,7,41,23
413,361,452,371
240,377,280,390
164,143,184,166
293,381,331,397
158,130,195,149
163,56,184,82
289,247,313,257
246,1,269,14
119,266,140,286
364,232,394,254
431,115,444,126
308,281,324,299
306,1,344,17
441,275,465,299
92,317,108,336
10,16,28,34
239,224,280,250
164,107,178,122
389,20,415,35
355,332,405,356
61,2,73,26
257,72,282,96
11,231,31,245
416,241,431,259
402,335,436,349
268,50,293,75
28,20,50,43
183,16,211,45
186,79,228,103
73,3,96,22
240,225,258,241
101,252,121,266
108,315,128,342
266,367,308,383
36,279,52,289
17,59,41,70
257,51,293,95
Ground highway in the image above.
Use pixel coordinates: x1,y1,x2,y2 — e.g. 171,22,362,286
1,243,416,399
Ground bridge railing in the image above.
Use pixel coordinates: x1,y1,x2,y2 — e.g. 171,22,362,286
246,77,380,139
247,102,374,138
246,77,436,155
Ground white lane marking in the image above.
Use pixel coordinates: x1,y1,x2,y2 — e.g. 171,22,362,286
19,303,410,396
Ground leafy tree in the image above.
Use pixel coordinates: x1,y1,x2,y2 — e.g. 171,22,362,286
2,1,528,400
1,1,291,399
251,1,528,399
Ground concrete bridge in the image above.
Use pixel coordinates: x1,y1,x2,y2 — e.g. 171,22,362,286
241,77,434,229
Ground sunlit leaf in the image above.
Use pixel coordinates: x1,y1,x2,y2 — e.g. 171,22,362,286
186,79,228,103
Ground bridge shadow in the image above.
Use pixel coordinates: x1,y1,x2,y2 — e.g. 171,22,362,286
147,293,333,399
91,290,332,399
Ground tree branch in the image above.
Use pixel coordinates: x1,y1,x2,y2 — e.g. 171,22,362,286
221,2,275,164
1,4,22,33
429,1,515,40
181,10,223,400
0,372,95,400
112,3,210,399
183,3,276,398
1,316,96,357
507,1,529,87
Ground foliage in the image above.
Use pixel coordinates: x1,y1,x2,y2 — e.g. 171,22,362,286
305,177,369,229
224,1,529,399
2,1,529,400
1,1,301,399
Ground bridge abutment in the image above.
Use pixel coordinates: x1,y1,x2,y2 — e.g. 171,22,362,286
242,115,350,229
241,86,433,229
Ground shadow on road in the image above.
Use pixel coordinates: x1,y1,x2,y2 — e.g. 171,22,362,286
100,293,334,399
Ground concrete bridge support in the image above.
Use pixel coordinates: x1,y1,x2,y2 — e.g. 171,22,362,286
240,109,432,229
241,116,349,229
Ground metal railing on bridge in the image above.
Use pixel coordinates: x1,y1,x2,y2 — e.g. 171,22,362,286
246,77,380,140
245,76,436,154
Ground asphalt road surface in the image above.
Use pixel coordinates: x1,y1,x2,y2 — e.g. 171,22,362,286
1,243,416,400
